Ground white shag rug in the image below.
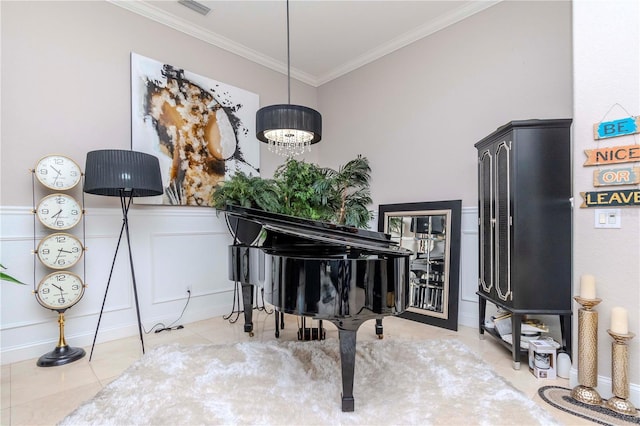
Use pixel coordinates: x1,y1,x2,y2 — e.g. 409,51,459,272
60,338,558,425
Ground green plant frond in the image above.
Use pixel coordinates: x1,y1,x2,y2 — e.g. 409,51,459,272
1,264,26,285
312,177,332,193
318,167,338,181
340,158,371,178
211,171,281,212
338,156,371,183
345,188,372,205
342,205,373,228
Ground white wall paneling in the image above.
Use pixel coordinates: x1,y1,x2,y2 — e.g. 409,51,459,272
458,207,479,328
150,232,232,305
0,205,235,364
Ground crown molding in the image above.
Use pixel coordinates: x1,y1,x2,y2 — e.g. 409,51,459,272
107,0,317,86
315,1,501,85
108,0,500,88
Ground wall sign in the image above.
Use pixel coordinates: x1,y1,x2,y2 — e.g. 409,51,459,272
593,166,640,186
583,109,640,210
593,116,639,140
580,189,640,207
583,144,640,166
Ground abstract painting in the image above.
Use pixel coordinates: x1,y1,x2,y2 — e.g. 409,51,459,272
131,52,260,206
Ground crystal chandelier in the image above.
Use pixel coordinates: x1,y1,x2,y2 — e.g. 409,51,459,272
255,0,322,157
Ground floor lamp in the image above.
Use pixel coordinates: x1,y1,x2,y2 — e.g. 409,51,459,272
83,149,163,360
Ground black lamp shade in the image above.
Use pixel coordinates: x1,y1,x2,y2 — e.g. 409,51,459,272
84,149,163,197
256,104,322,144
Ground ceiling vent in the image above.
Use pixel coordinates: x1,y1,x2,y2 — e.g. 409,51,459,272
178,0,211,16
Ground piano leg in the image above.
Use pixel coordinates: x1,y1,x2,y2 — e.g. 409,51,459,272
241,283,254,336
338,327,358,412
375,318,383,339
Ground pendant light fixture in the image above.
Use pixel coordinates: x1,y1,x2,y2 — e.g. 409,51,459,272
256,0,322,157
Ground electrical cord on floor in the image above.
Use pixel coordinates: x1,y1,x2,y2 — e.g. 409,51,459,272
153,325,184,333
223,281,242,324
144,289,191,334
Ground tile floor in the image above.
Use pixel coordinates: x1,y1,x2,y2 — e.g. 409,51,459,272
2,310,593,425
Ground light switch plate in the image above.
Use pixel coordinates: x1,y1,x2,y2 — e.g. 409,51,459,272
594,208,621,228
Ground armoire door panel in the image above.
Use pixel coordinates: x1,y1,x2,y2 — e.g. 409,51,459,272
478,150,493,296
495,141,512,304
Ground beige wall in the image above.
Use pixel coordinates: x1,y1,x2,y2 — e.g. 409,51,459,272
0,0,318,208
572,0,639,402
317,0,573,208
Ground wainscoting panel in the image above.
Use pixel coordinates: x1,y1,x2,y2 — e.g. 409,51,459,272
79,234,135,316
457,207,479,328
2,204,484,363
150,232,232,303
0,205,236,364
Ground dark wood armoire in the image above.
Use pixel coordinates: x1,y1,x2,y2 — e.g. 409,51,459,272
475,119,573,369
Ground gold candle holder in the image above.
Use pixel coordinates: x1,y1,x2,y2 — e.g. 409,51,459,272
605,330,637,416
571,296,603,405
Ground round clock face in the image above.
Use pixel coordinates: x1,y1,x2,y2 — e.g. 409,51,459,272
36,271,85,311
36,194,83,230
35,155,82,190
37,233,84,269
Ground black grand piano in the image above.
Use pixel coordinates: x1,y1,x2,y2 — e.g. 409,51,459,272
225,205,411,412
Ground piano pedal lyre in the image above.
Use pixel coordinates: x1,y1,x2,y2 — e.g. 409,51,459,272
297,317,325,341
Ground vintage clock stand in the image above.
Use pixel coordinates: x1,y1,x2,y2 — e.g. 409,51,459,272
31,154,87,366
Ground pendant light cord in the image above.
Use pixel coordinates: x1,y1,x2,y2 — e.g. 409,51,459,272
287,0,291,104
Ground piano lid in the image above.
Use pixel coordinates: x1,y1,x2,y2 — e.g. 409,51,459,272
224,204,410,255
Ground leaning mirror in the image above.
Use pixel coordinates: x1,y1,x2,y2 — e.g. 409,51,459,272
378,200,461,330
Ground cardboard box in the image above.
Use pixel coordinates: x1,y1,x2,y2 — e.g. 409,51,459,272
528,340,557,379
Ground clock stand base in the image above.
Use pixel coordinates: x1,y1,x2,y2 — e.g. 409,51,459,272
37,345,85,367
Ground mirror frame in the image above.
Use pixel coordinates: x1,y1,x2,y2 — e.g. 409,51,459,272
378,200,461,331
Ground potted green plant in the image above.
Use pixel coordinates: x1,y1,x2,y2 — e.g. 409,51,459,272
211,155,374,233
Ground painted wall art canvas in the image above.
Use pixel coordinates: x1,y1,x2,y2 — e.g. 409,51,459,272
131,52,260,206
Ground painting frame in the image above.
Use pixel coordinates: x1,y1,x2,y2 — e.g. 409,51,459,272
130,52,260,206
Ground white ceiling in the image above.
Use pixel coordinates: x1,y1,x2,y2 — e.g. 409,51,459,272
111,0,500,87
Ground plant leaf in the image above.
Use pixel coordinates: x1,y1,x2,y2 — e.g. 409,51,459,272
0,264,26,285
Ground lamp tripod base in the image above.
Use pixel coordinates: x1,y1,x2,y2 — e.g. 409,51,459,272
37,345,86,367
